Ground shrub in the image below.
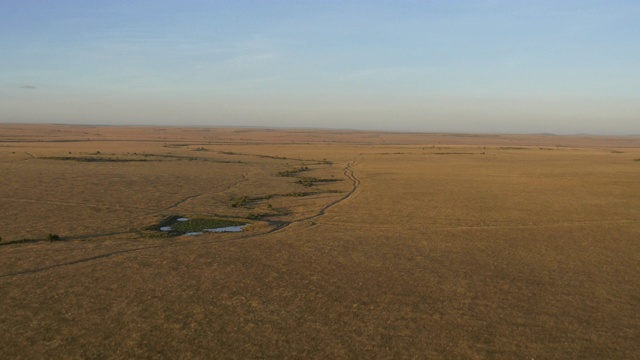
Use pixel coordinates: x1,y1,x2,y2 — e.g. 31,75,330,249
247,212,263,219
230,196,252,207
283,191,313,197
296,177,314,187
276,166,310,177
47,233,60,242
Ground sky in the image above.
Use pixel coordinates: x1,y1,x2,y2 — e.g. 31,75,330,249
1,0,639,134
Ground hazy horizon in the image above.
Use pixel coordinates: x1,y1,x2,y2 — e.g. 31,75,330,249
2,1,639,135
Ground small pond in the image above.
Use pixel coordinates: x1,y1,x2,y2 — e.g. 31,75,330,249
155,217,247,236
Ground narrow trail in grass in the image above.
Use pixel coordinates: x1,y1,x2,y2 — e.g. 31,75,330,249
220,170,253,196
163,192,207,211
0,244,164,278
23,152,36,160
160,170,252,213
2,197,154,211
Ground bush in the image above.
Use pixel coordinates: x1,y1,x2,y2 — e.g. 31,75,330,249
230,196,252,207
247,213,262,219
296,177,314,187
283,191,313,197
276,166,310,177
47,233,60,242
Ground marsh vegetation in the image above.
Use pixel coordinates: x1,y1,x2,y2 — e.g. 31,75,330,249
143,216,247,237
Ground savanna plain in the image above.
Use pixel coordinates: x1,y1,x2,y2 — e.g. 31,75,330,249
1,124,639,359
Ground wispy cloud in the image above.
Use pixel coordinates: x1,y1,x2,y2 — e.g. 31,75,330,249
21,85,37,90
83,30,283,69
228,52,279,67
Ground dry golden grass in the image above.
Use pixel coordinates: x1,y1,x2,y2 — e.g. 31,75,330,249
1,124,639,358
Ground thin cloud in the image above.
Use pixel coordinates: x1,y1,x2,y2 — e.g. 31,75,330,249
21,85,38,90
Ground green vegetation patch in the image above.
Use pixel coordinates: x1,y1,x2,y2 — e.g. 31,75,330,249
219,151,331,164
171,218,246,233
247,208,291,219
296,177,342,187
230,196,253,207
276,166,310,177
283,191,315,197
0,232,67,246
230,190,341,208
433,152,476,155
230,194,274,207
143,216,247,237
47,233,61,241
42,156,152,162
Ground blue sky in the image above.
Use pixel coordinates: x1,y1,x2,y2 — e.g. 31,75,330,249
1,0,639,134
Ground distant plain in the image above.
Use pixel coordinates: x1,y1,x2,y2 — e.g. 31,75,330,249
1,124,639,358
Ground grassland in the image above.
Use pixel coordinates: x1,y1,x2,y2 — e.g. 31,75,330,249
1,124,639,358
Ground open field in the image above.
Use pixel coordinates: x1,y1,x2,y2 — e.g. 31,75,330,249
1,124,639,358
